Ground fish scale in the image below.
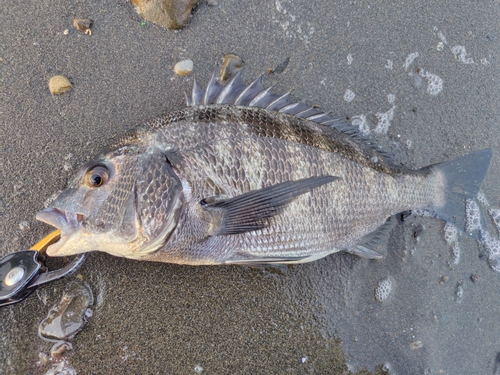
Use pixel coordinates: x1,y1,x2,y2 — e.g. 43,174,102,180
35,71,493,265
138,108,438,263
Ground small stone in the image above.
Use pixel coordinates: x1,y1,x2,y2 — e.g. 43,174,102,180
220,54,243,81
50,341,73,360
19,221,30,231
63,29,69,35
73,18,93,35
174,59,193,76
439,275,448,284
207,0,218,5
410,340,423,350
470,274,480,282
130,0,201,30
48,76,72,95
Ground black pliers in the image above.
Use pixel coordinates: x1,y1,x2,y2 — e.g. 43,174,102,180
0,231,87,307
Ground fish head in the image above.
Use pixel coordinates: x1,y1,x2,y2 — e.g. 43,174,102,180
36,139,184,259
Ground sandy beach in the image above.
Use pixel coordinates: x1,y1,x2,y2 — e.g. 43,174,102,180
1,1,499,373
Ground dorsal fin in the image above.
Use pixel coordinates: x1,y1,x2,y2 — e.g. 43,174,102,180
186,68,395,163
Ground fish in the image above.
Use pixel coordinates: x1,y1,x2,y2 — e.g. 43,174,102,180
36,70,493,265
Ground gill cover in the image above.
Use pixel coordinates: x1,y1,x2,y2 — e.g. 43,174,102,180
132,147,184,257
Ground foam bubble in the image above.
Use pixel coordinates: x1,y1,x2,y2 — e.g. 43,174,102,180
344,89,355,102
452,243,460,265
385,60,393,70
480,58,490,66
451,45,475,64
477,191,489,206
404,52,419,71
373,105,396,134
438,192,499,273
444,223,459,244
347,53,353,65
470,197,500,274
455,282,464,303
351,114,370,136
444,223,460,264
481,230,500,273
488,208,500,231
375,277,394,302
419,70,443,96
433,27,448,45
438,31,448,45
465,199,481,232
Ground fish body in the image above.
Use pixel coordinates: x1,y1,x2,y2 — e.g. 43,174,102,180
36,71,493,265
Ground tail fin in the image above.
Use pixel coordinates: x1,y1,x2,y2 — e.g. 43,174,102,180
431,149,493,231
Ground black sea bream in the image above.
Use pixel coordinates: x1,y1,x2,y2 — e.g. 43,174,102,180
36,71,493,265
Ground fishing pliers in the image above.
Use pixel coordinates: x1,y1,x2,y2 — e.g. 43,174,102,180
0,231,87,307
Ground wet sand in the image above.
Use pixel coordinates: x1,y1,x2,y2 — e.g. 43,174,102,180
1,0,499,374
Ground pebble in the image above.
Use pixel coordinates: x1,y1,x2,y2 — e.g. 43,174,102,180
131,0,200,30
409,340,423,350
174,59,194,76
19,221,30,231
50,341,73,360
220,54,243,81
73,18,93,35
470,274,480,282
48,76,72,95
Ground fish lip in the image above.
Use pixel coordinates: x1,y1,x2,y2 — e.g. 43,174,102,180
36,208,84,256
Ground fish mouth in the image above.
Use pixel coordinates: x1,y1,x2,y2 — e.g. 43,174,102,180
36,208,84,256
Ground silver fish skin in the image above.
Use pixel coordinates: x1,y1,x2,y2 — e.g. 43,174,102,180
36,71,493,265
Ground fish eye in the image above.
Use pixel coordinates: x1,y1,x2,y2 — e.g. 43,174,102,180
84,165,109,188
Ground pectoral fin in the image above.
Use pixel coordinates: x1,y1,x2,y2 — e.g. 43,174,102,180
202,176,338,236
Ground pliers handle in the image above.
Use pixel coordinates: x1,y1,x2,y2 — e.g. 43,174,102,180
0,231,87,307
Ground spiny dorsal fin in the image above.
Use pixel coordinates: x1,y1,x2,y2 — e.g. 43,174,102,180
187,69,345,128
186,68,395,163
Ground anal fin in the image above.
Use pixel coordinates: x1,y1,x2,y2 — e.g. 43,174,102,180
224,255,311,266
348,245,383,259
347,217,397,259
